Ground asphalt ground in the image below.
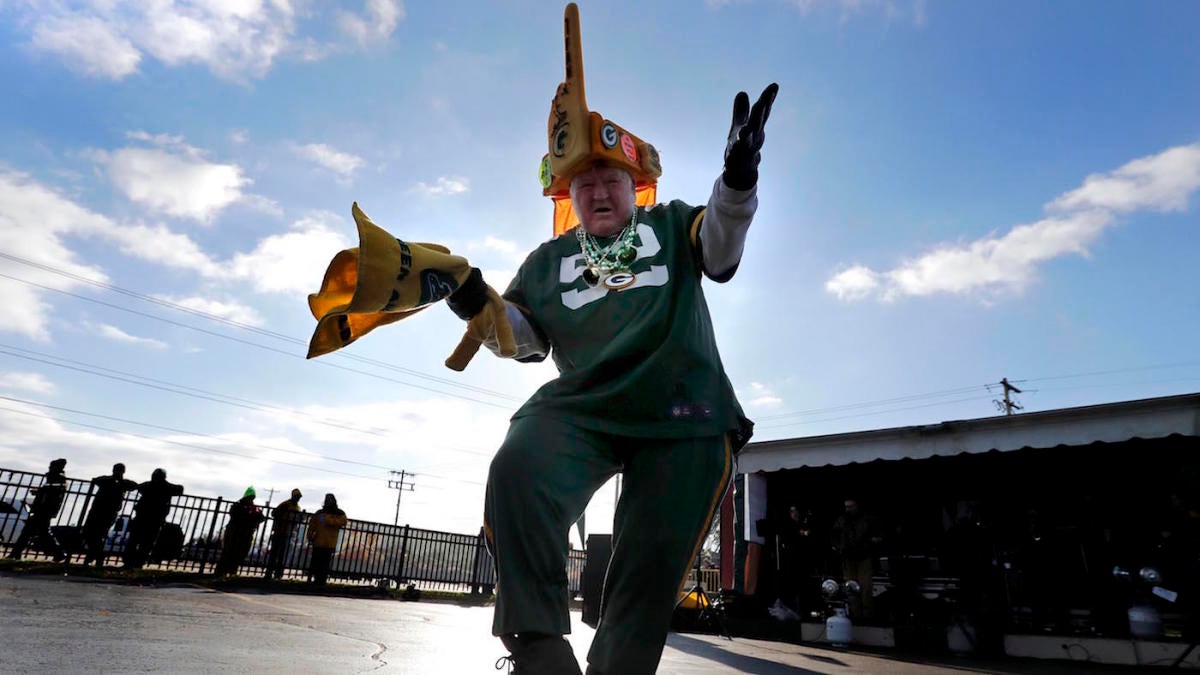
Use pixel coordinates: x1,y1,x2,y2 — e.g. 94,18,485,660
1,573,1153,674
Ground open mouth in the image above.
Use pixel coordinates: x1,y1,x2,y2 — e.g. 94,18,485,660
593,206,612,215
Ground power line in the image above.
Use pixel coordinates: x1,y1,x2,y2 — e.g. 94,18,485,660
0,394,491,488
1029,376,1200,394
754,360,1200,425
0,393,396,471
0,402,379,481
0,343,495,458
756,394,998,431
0,250,523,402
415,470,486,487
754,384,989,422
0,270,517,410
1014,361,1200,385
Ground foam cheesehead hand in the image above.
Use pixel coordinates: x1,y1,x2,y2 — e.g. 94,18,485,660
305,203,474,359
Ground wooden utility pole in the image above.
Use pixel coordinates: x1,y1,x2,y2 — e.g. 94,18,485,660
999,377,1023,415
388,470,415,526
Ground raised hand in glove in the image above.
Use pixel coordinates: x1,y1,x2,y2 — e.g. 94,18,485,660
444,269,516,371
722,83,779,191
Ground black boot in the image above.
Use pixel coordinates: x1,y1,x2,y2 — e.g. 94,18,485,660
495,634,581,675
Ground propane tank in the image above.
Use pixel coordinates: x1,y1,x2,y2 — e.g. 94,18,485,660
826,607,853,646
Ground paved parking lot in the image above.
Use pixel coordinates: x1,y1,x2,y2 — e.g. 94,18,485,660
1,574,1150,673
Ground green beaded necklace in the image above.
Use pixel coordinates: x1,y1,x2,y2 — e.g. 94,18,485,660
576,208,639,286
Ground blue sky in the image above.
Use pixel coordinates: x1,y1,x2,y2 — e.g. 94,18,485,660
0,0,1197,538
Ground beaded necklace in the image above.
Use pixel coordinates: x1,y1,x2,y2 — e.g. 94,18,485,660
576,208,638,287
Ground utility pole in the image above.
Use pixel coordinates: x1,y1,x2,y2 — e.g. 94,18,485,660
994,377,1023,415
265,487,275,505
388,470,415,526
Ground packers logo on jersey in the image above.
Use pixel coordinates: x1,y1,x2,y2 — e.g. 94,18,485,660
560,222,669,310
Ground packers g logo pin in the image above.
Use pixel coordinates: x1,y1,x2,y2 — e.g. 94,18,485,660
600,122,619,148
602,271,637,290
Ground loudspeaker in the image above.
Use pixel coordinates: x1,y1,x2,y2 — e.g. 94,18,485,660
581,534,612,628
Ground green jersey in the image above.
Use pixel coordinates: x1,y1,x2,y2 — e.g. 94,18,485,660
505,200,751,446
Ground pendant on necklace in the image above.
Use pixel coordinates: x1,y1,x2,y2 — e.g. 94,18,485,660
602,271,637,290
582,266,601,286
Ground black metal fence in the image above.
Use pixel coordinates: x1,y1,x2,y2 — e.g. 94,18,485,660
0,467,586,594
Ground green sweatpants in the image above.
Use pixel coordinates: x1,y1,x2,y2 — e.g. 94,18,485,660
484,414,733,675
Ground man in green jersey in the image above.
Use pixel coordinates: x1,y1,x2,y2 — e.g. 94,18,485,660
438,6,778,673
304,5,777,673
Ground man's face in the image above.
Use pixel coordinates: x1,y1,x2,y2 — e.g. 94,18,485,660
789,506,800,521
844,500,858,515
569,165,636,237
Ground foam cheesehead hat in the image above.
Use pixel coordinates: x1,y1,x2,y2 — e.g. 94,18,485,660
541,3,661,237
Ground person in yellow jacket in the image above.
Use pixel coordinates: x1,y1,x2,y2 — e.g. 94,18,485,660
306,493,347,586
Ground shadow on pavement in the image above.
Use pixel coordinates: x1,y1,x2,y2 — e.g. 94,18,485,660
666,633,821,674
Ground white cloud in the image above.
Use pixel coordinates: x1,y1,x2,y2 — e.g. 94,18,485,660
293,143,365,181
416,177,470,197
13,1,405,83
480,268,516,292
98,134,250,221
153,295,265,327
93,322,169,350
102,221,223,275
229,214,352,294
825,265,881,302
0,168,283,340
0,372,56,395
1049,143,1200,214
829,143,1200,302
339,0,405,46
0,170,113,340
464,236,526,269
29,14,141,79
789,0,926,25
230,129,249,145
741,382,783,408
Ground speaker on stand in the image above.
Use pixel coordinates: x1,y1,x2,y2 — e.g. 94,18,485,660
581,534,613,628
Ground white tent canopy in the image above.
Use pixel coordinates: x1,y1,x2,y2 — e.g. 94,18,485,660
737,392,1200,475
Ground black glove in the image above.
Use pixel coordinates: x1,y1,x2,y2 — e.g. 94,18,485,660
722,83,779,191
445,267,489,321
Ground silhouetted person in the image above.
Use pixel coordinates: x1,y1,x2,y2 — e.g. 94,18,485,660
307,493,347,586
831,498,882,621
266,488,303,580
7,458,68,561
944,501,1003,655
216,486,266,577
123,468,184,569
82,463,138,567
778,505,820,616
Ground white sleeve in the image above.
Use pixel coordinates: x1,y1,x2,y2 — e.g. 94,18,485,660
699,177,758,282
483,301,549,361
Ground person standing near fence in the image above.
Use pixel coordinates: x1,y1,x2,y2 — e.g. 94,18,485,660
266,488,303,580
7,458,68,562
82,463,138,567
216,486,266,577
307,493,347,586
123,468,184,570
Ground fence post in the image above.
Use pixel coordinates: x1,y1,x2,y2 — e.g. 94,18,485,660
75,482,96,529
470,526,487,595
395,524,411,584
199,497,223,575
